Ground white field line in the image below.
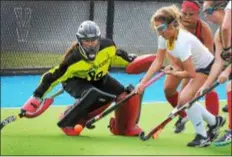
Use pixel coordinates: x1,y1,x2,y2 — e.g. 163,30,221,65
1,99,227,109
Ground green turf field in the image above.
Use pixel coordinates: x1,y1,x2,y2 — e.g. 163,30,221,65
1,102,231,156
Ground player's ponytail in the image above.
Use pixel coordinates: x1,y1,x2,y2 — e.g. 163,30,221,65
62,41,78,62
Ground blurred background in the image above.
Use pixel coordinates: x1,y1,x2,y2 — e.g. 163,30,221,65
1,0,219,75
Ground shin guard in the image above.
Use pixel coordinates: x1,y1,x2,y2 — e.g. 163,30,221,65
109,92,142,136
166,92,187,118
205,91,219,116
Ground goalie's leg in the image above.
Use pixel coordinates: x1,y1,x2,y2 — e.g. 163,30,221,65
58,78,115,136
108,92,143,136
59,101,112,136
95,74,143,136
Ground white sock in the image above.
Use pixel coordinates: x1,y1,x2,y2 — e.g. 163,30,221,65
187,102,207,137
197,102,216,126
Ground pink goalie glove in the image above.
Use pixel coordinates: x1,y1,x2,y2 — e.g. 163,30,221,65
21,96,54,118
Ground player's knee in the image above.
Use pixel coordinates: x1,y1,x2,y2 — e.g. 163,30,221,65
164,87,177,97
178,94,193,106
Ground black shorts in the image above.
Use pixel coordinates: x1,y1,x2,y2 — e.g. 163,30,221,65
229,72,232,80
62,74,125,99
196,59,214,75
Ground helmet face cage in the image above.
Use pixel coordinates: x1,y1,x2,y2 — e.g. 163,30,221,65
76,21,101,61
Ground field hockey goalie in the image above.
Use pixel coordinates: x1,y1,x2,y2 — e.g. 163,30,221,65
57,86,143,136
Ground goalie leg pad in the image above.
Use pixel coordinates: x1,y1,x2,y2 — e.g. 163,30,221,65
126,54,156,74
109,92,142,136
59,103,111,136
57,87,116,128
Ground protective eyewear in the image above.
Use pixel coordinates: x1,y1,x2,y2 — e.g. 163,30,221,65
203,3,226,15
154,23,168,32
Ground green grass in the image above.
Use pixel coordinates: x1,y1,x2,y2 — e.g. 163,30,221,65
1,52,62,68
1,103,231,155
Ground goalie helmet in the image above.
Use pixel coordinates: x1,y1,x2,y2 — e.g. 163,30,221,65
76,20,101,61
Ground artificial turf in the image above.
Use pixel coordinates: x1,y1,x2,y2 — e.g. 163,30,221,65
1,102,231,155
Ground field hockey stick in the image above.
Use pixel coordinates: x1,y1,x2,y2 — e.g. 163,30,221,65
85,71,165,129
139,81,220,141
0,89,64,131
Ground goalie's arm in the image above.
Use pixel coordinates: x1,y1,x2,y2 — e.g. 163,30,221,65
110,49,136,68
34,51,79,98
21,49,80,118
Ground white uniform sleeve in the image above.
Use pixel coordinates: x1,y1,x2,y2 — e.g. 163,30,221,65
225,1,231,10
179,42,192,62
158,36,166,50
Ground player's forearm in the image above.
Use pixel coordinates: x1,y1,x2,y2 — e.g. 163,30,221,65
222,28,231,49
173,70,195,79
34,82,51,98
140,60,163,84
221,11,231,48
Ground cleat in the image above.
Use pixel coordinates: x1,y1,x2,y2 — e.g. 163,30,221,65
222,105,228,113
187,134,211,147
207,116,226,142
215,130,232,146
174,117,187,133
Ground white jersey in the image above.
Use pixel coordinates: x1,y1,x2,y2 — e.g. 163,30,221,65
225,1,231,10
158,29,214,70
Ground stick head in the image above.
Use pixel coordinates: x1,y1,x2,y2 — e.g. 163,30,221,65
139,131,148,141
139,131,151,141
85,122,95,129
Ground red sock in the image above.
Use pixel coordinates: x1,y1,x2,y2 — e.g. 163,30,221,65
205,91,219,116
166,92,187,118
228,91,232,130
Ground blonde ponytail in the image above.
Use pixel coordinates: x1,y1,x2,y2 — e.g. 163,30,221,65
151,5,182,27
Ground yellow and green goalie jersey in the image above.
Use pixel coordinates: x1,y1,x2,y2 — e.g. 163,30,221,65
34,38,116,98
33,38,155,98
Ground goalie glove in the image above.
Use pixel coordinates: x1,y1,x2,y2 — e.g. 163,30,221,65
21,96,54,118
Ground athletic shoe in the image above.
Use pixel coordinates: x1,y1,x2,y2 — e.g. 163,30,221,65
174,117,186,133
215,130,232,146
222,104,228,113
187,134,211,147
207,116,226,141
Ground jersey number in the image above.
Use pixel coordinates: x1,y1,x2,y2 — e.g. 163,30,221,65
88,71,103,80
